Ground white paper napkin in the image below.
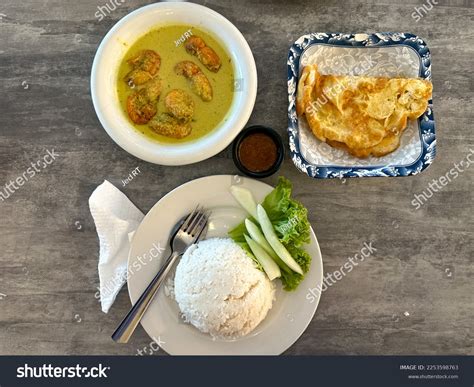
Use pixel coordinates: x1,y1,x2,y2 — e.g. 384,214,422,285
89,180,144,313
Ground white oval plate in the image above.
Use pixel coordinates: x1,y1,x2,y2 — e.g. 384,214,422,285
128,175,323,355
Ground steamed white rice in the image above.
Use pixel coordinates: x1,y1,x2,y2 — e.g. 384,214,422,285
174,237,275,339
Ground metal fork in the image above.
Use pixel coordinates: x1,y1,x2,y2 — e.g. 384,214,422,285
112,207,209,343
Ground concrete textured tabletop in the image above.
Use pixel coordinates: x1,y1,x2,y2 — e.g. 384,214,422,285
0,0,472,356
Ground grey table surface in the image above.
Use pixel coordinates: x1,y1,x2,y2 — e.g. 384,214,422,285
0,0,472,356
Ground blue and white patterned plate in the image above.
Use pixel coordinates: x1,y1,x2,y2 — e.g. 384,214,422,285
287,32,435,178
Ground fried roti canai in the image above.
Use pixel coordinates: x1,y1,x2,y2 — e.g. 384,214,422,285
296,64,432,158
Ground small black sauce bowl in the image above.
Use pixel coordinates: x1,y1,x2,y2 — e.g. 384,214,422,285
232,125,284,178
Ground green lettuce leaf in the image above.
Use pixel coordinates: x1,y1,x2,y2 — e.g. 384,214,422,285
261,177,311,248
229,176,312,291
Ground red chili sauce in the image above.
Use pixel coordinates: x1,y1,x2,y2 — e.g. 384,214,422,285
238,133,278,173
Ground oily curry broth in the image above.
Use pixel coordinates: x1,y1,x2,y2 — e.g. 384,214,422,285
117,25,235,143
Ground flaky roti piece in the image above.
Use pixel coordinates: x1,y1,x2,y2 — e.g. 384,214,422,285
327,131,403,158
296,64,432,157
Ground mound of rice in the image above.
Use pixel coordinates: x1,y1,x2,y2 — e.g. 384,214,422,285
174,237,275,339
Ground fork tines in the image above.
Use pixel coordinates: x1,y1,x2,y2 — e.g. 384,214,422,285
182,206,208,237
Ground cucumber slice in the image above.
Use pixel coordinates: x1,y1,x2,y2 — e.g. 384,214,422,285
230,185,258,219
245,219,277,259
257,204,303,275
245,234,281,281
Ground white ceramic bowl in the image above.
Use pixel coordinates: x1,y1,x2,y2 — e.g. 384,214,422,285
91,2,257,165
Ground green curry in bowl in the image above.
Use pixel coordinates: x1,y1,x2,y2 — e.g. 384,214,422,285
117,25,235,144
